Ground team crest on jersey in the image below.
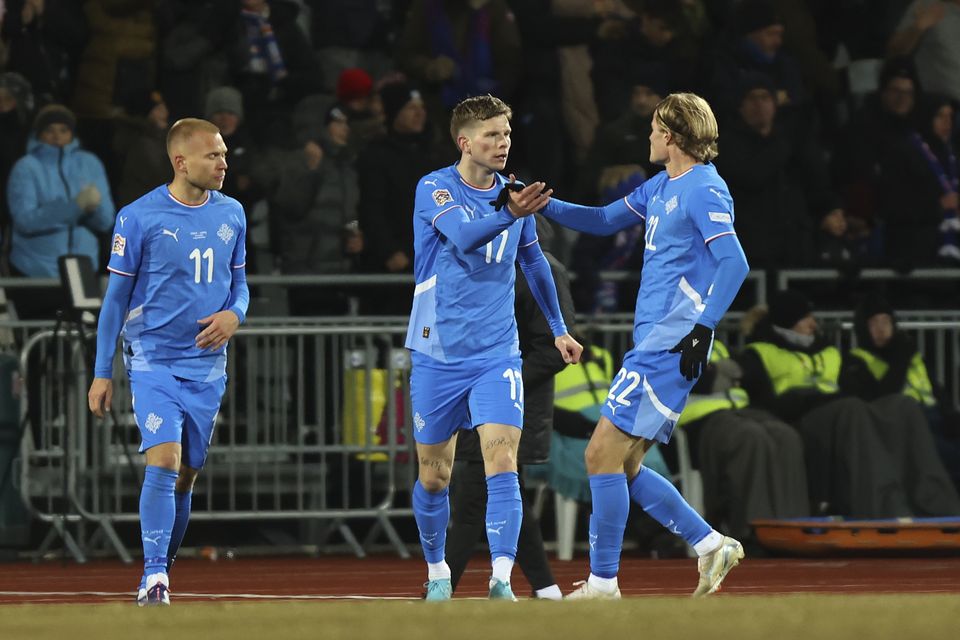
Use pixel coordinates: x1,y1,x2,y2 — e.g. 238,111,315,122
217,223,234,244
665,195,678,215
111,234,126,256
432,189,453,206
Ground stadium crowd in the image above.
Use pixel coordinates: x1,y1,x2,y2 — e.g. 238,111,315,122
2,0,959,562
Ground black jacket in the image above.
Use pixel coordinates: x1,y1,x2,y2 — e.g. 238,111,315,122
456,253,576,464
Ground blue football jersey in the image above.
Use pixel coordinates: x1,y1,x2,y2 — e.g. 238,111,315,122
404,165,536,363
107,186,247,381
625,163,737,351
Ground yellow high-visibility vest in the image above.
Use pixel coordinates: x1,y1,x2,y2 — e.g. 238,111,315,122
746,342,842,396
848,347,936,407
554,346,614,413
676,340,749,428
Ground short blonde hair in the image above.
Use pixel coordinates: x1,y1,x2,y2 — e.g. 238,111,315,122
653,93,719,162
166,118,220,154
449,95,512,142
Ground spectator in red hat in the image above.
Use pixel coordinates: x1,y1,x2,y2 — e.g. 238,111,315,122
334,67,384,150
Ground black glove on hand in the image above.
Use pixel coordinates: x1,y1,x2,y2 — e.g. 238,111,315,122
669,323,713,381
489,182,524,211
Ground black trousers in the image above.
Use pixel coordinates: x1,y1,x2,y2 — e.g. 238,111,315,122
447,460,556,593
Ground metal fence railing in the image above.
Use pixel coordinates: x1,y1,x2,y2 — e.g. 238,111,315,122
6,309,960,562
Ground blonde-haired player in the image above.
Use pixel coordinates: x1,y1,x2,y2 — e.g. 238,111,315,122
541,93,749,598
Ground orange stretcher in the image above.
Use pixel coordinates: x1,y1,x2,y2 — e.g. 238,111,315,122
752,517,960,555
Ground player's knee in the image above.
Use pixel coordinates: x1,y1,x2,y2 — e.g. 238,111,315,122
419,474,450,493
176,468,200,493
484,447,517,475
145,446,180,471
583,439,609,474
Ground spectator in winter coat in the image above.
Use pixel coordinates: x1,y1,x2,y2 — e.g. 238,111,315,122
6,104,114,287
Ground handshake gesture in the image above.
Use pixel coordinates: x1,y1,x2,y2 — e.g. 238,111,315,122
490,174,553,218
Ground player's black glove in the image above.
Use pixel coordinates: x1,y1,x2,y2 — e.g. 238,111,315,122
669,323,713,381
489,182,524,211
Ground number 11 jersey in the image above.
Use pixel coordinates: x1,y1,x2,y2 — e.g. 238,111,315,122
107,185,247,382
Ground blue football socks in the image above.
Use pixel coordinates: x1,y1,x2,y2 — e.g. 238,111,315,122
413,480,449,563
588,474,630,579
140,466,178,576
485,471,522,563
166,490,193,571
628,465,711,547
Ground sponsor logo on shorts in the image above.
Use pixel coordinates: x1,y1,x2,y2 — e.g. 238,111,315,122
422,326,430,338
413,412,426,431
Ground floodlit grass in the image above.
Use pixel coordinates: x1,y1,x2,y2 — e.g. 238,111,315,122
0,595,957,640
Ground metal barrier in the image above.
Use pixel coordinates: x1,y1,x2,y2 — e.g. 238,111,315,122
17,322,417,563
10,312,960,562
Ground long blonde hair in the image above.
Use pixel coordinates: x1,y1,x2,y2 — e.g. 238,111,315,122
653,93,719,162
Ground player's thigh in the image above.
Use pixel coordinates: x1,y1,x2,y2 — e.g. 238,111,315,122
475,422,521,473
467,356,525,430
178,376,227,471
129,370,185,466
409,362,471,446
601,349,695,444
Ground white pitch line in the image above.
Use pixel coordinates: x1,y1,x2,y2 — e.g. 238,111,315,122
0,591,420,601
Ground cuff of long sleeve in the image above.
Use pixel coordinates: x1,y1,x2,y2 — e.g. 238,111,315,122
94,368,113,379
228,306,246,324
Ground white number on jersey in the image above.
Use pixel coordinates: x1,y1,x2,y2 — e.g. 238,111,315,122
485,230,509,264
644,215,660,251
190,247,214,284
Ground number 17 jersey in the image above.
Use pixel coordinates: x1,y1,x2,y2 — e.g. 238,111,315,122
107,186,247,382
404,165,535,364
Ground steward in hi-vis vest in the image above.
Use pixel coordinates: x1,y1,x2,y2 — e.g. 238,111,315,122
739,290,960,519
839,293,960,495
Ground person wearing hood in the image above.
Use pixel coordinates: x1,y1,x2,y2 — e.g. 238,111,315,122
739,289,960,518
5,104,115,296
112,89,171,208
878,93,959,269
356,81,440,314
841,293,960,491
833,57,919,230
260,101,360,315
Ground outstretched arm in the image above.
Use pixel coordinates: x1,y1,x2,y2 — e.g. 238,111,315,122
540,196,644,235
433,181,550,252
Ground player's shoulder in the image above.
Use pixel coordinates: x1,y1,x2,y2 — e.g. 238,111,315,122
210,190,246,219
416,166,462,210
417,166,458,192
120,186,169,226
686,164,732,203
